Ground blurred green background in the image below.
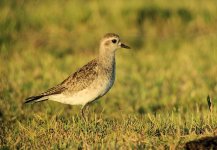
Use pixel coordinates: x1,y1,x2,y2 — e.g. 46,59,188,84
0,0,217,149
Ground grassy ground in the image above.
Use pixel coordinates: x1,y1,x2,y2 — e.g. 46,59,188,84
1,0,217,149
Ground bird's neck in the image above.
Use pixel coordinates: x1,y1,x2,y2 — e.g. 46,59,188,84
98,48,116,70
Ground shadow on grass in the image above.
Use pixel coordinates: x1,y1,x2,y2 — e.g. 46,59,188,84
185,136,217,150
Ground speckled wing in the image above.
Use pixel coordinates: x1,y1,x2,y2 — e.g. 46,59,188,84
40,84,66,96
25,59,98,103
57,59,98,94
41,59,98,96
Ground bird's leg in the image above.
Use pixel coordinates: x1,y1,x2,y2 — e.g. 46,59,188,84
81,104,89,122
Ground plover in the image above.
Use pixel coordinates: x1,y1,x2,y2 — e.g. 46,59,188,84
25,33,130,119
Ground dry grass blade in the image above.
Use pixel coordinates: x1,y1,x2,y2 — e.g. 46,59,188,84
207,95,212,113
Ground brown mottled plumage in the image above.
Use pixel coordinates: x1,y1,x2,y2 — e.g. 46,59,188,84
25,59,98,103
25,33,130,120
103,33,119,39
60,59,98,94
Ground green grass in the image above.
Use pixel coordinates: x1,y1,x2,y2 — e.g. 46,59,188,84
1,0,217,149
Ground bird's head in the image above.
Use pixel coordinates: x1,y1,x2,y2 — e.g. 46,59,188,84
99,33,130,54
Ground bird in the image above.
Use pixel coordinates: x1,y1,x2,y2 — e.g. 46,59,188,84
24,33,130,120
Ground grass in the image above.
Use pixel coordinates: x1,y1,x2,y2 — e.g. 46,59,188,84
1,0,217,149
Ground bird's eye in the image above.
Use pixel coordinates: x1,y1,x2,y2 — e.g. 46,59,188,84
112,39,117,44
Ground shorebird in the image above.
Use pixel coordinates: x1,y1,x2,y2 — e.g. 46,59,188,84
25,33,130,120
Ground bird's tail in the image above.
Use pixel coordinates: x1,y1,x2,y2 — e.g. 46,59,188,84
24,95,48,104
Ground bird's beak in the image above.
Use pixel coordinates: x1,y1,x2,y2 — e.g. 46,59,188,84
120,43,131,49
